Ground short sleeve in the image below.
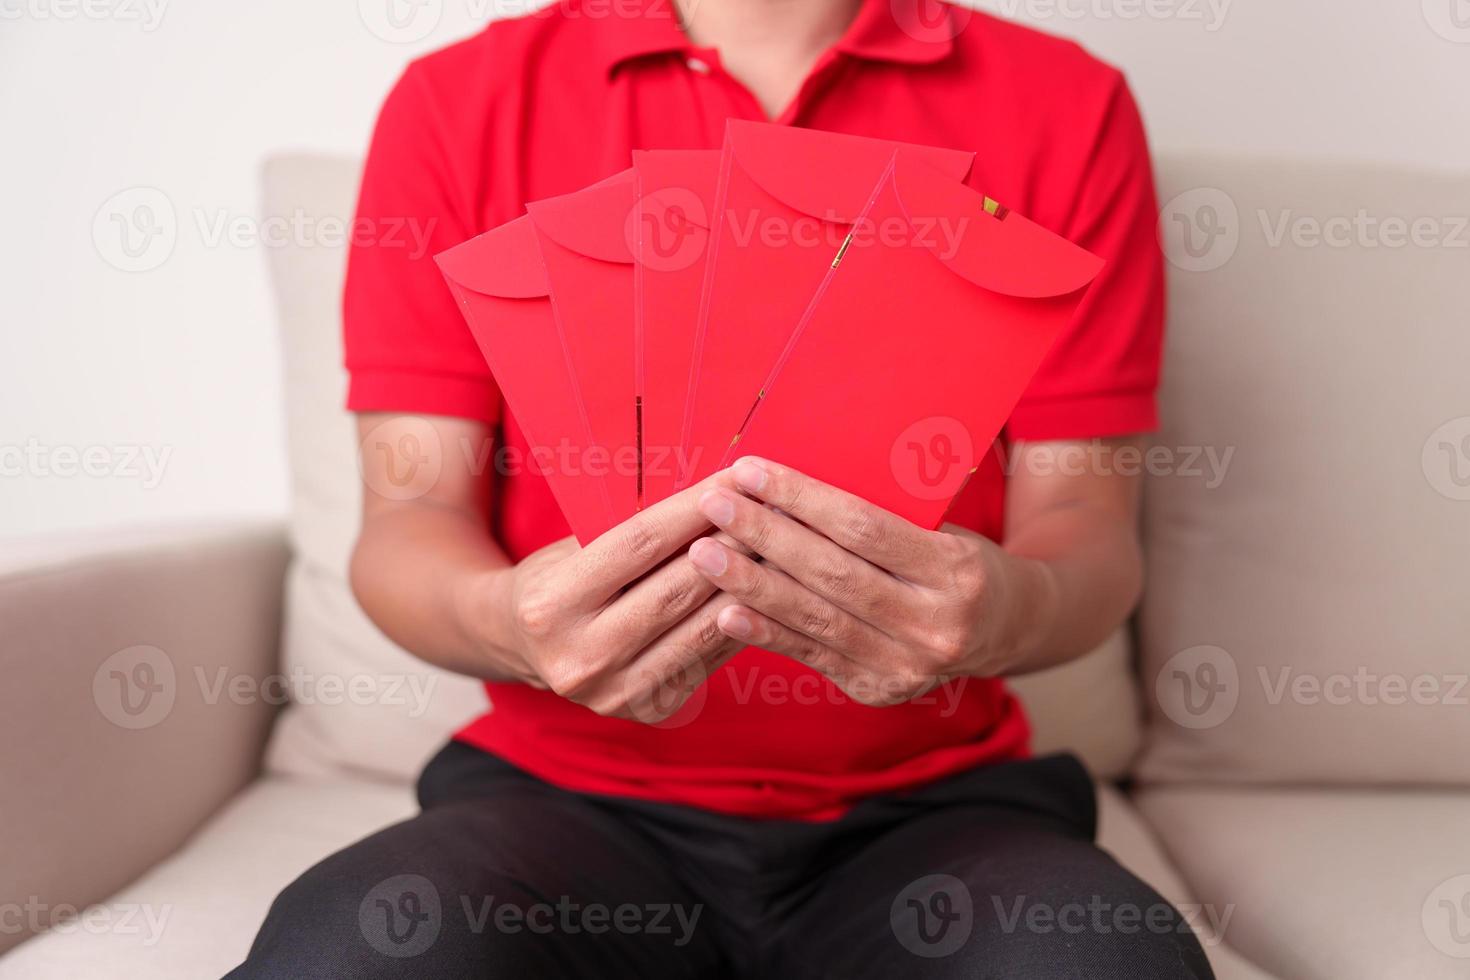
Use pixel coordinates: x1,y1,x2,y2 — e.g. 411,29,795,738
343,66,501,423
1007,75,1164,441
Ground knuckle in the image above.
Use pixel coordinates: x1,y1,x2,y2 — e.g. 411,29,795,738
843,674,888,707
796,601,842,642
655,570,701,615
948,558,987,603
513,588,560,640
742,512,777,555
583,694,624,718
623,519,667,564
866,668,925,706
809,557,859,602
692,612,726,650
925,628,970,667
542,659,598,700
777,472,804,511
785,636,825,668
839,509,883,552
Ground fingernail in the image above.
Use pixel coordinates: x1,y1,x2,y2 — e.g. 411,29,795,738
689,538,728,576
699,489,736,527
733,458,767,493
720,607,753,639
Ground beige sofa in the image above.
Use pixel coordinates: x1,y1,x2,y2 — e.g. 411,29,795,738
3,153,1467,979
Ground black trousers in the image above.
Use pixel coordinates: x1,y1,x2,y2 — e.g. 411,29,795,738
226,743,1213,979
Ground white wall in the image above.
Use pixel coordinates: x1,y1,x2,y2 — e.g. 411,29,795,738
3,0,1467,538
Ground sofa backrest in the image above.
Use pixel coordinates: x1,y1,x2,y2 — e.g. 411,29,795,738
1138,156,1470,786
261,156,488,782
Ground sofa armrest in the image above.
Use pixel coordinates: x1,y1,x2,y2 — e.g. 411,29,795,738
0,521,290,953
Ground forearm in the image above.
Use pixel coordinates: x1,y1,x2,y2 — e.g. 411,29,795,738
993,501,1143,676
349,498,523,681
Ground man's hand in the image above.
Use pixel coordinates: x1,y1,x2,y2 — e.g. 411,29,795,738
481,476,751,722
351,412,747,724
684,448,1143,706
681,457,1032,706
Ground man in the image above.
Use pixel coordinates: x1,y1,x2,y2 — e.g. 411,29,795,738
229,0,1210,976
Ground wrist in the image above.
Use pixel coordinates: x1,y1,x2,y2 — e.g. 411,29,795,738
987,551,1061,676
452,564,527,672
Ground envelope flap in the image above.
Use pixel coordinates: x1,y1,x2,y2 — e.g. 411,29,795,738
632,149,718,231
526,171,637,264
434,215,549,299
893,156,1104,298
728,120,974,224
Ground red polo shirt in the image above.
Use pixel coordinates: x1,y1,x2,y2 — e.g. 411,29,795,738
344,0,1163,819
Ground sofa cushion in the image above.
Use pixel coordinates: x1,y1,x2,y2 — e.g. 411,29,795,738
1095,785,1280,980
1138,157,1470,785
0,776,1267,979
0,775,417,980
255,153,1142,784
1136,785,1470,980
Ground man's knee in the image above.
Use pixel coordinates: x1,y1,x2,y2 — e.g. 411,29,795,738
946,858,1216,980
226,818,532,979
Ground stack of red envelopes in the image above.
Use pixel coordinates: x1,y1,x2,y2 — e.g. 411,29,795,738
436,120,1104,544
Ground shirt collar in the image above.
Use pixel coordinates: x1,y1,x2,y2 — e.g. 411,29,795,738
834,0,957,65
593,0,956,77
589,0,691,75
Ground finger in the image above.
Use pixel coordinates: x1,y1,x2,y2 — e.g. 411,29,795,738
567,469,739,609
688,537,888,658
611,593,745,724
719,606,935,708
596,530,750,664
696,486,907,627
714,604,858,695
728,457,945,583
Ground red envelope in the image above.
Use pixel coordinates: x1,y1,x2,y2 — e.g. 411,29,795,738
630,149,721,504
434,215,615,544
527,171,641,521
678,121,975,486
730,154,1105,529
